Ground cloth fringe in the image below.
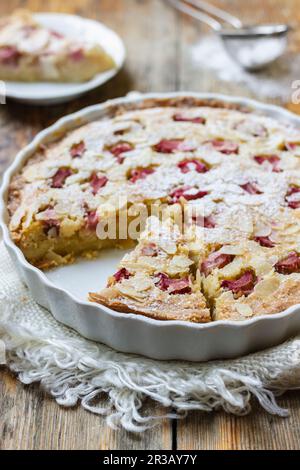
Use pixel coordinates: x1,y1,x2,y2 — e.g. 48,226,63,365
0,244,300,432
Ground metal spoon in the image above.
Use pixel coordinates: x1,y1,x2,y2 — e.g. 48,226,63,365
167,0,290,71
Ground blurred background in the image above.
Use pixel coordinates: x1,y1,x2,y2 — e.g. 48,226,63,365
1,0,299,178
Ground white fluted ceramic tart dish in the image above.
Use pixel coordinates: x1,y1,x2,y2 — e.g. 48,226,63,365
1,92,300,361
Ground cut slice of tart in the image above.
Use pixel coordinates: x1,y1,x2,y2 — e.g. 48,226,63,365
0,10,115,82
199,239,300,321
89,216,211,322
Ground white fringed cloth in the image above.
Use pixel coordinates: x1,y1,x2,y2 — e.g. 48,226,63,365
0,243,300,432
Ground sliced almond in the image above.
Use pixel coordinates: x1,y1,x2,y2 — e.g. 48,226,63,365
218,257,243,278
253,276,280,297
254,221,272,237
219,244,244,255
235,303,253,318
118,283,148,299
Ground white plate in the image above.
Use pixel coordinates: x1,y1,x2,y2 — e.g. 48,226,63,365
1,92,300,362
3,13,126,105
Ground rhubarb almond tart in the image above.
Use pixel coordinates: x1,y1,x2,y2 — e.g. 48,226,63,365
7,97,300,322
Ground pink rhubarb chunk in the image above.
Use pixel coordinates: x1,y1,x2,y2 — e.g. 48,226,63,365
85,210,99,230
129,168,155,183
206,139,239,154
109,142,133,164
169,186,208,204
221,271,257,296
285,185,300,209
177,158,209,174
240,182,262,195
254,154,281,172
69,48,84,61
141,243,158,257
113,268,132,283
155,273,191,294
192,215,216,229
90,174,108,195
275,252,300,274
70,141,86,158
51,168,72,188
153,139,195,154
201,252,234,276
0,46,20,65
254,236,275,248
285,142,300,152
173,113,206,124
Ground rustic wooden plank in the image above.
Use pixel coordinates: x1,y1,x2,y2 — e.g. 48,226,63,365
176,392,300,450
0,368,172,450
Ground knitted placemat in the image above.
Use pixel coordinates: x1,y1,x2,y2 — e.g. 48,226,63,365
0,243,299,432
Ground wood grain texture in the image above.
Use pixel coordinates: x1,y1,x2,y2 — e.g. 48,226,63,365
0,0,300,450
177,392,300,450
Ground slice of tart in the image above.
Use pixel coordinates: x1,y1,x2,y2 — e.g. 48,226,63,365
0,10,115,82
200,239,300,321
89,216,211,322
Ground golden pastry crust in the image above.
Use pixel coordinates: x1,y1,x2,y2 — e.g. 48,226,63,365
7,96,300,321
89,291,210,323
0,9,115,82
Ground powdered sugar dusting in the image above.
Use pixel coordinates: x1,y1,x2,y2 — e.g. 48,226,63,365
191,35,300,100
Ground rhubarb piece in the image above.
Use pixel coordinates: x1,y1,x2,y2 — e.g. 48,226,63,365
70,141,86,158
51,168,72,188
129,167,155,183
90,173,108,195
85,210,99,230
285,142,300,152
141,243,158,257
201,252,234,276
203,215,216,228
69,47,84,62
254,236,275,248
113,268,132,283
177,159,209,174
169,186,208,204
254,154,281,172
274,252,300,274
221,270,257,296
0,46,20,66
240,182,262,195
173,113,205,124
285,185,300,209
153,139,194,153
192,215,216,228
155,273,191,294
109,142,133,164
206,139,239,154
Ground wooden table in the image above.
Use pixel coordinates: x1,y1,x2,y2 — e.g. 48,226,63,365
0,0,300,450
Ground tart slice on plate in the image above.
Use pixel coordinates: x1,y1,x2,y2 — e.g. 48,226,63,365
89,216,211,323
0,9,115,82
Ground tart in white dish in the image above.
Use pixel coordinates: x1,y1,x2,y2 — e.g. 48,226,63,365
7,97,300,322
